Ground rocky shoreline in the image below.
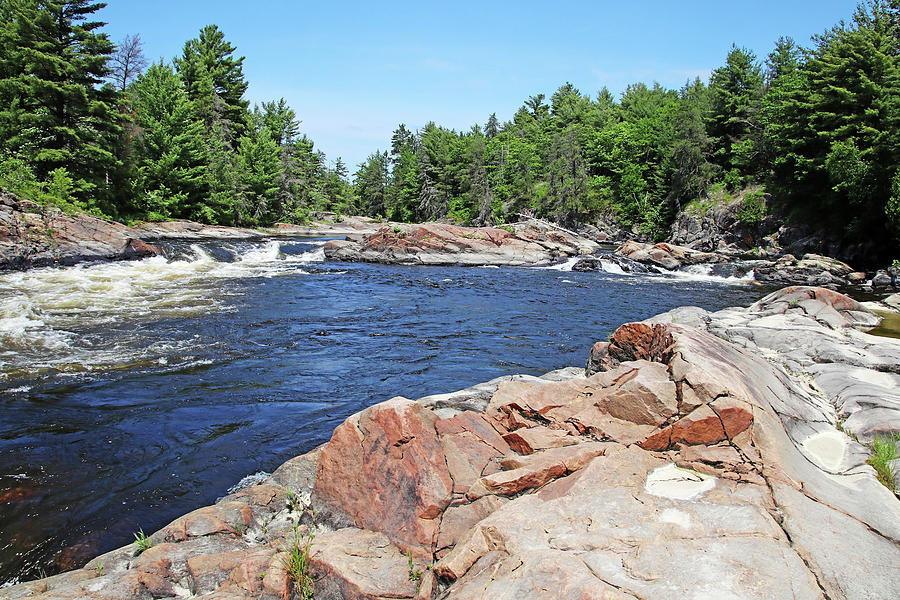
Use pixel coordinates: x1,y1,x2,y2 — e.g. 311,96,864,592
3,190,898,292
581,239,897,292
0,192,380,270
323,222,599,266
4,286,898,599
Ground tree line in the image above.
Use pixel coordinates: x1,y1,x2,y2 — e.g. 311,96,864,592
0,1,898,257
0,0,353,226
353,0,900,258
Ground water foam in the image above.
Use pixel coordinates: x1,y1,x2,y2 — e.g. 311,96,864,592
664,264,755,283
535,256,581,271
0,239,325,380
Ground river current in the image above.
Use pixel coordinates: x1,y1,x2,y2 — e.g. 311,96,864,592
0,238,769,585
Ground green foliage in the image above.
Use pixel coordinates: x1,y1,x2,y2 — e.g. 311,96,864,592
737,189,768,224
130,62,207,220
0,4,355,228
765,1,900,250
0,0,119,214
0,154,89,215
886,167,900,237
867,434,899,494
0,0,897,260
708,46,765,177
237,127,283,225
407,550,422,582
133,529,153,556
175,24,249,139
354,151,390,217
281,527,314,600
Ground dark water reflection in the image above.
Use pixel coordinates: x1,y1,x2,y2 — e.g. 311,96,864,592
0,240,769,585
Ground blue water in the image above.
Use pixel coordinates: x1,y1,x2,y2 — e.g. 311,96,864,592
0,238,769,585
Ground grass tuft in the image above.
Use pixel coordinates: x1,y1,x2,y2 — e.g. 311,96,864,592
280,526,314,600
867,433,899,494
407,550,422,582
133,529,153,556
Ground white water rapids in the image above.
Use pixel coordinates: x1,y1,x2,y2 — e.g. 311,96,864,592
534,255,757,283
0,241,325,381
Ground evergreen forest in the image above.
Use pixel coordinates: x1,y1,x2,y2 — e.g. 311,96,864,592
1,0,899,258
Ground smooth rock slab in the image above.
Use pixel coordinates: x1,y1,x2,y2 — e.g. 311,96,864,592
309,528,420,600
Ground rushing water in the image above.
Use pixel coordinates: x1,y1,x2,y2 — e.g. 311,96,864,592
0,238,769,585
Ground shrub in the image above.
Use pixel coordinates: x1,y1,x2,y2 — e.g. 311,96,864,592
737,189,767,224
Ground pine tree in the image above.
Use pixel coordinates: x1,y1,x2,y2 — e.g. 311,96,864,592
0,0,119,212
484,113,499,139
237,126,282,225
129,62,207,220
174,25,249,140
708,45,765,182
807,1,900,237
354,151,390,217
668,78,716,206
255,99,304,222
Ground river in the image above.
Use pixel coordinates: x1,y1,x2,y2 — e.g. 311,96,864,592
0,237,769,585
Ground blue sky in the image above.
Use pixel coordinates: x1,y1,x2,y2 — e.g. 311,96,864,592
101,0,860,172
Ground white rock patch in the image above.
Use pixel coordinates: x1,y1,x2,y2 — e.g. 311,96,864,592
800,430,849,471
659,507,692,529
644,463,716,501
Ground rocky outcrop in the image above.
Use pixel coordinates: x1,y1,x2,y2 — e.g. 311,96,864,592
0,190,383,271
4,287,899,599
648,286,898,442
0,191,162,269
870,265,900,291
615,239,728,270
135,216,380,240
753,253,867,289
615,239,876,288
577,212,637,244
669,195,779,253
323,222,599,266
570,253,658,274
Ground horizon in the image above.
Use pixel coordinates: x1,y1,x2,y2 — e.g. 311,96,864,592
101,0,861,172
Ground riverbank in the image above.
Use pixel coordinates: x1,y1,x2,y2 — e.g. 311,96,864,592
0,191,380,270
4,286,898,599
4,190,898,293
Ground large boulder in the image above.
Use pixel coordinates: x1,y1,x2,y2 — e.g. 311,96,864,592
312,397,453,556
753,253,859,289
615,240,727,270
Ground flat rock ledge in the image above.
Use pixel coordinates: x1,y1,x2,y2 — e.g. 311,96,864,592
0,190,379,270
323,222,599,266
4,287,900,600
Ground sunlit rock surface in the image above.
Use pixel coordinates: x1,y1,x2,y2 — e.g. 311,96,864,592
3,286,898,600
323,222,599,266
